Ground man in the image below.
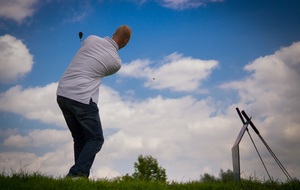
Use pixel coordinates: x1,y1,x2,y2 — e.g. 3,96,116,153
56,25,132,177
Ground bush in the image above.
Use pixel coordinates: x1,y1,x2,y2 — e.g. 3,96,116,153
132,154,167,182
200,173,217,183
200,169,234,183
219,169,234,183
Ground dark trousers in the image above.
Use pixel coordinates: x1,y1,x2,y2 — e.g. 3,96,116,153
57,95,104,177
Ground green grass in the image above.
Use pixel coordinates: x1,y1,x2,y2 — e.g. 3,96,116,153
1,171,299,190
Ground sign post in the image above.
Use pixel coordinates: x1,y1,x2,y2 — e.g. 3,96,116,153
232,108,248,181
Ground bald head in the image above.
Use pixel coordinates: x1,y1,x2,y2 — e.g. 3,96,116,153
112,25,132,50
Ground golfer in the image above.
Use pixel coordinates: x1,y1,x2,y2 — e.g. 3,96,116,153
56,25,132,177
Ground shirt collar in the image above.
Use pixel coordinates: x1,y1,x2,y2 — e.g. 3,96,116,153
104,36,119,50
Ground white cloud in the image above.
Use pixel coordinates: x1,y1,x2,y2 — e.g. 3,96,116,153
128,0,223,10
92,86,238,180
93,167,120,179
161,0,205,10
0,35,34,83
3,129,70,148
0,152,38,173
220,41,300,138
0,83,65,127
0,144,73,177
0,128,18,137
0,148,120,179
119,52,218,92
63,0,92,23
0,0,38,23
63,12,87,24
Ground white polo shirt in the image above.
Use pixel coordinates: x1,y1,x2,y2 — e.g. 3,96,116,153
57,36,121,104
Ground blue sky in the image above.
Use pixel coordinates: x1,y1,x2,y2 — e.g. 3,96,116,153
0,0,300,181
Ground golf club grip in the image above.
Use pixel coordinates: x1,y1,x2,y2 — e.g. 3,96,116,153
241,110,260,135
79,32,83,41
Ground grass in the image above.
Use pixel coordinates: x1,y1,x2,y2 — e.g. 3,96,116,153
1,171,299,190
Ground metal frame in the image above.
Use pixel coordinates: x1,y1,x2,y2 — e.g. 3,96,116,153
231,108,248,181
231,108,292,182
232,122,248,181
